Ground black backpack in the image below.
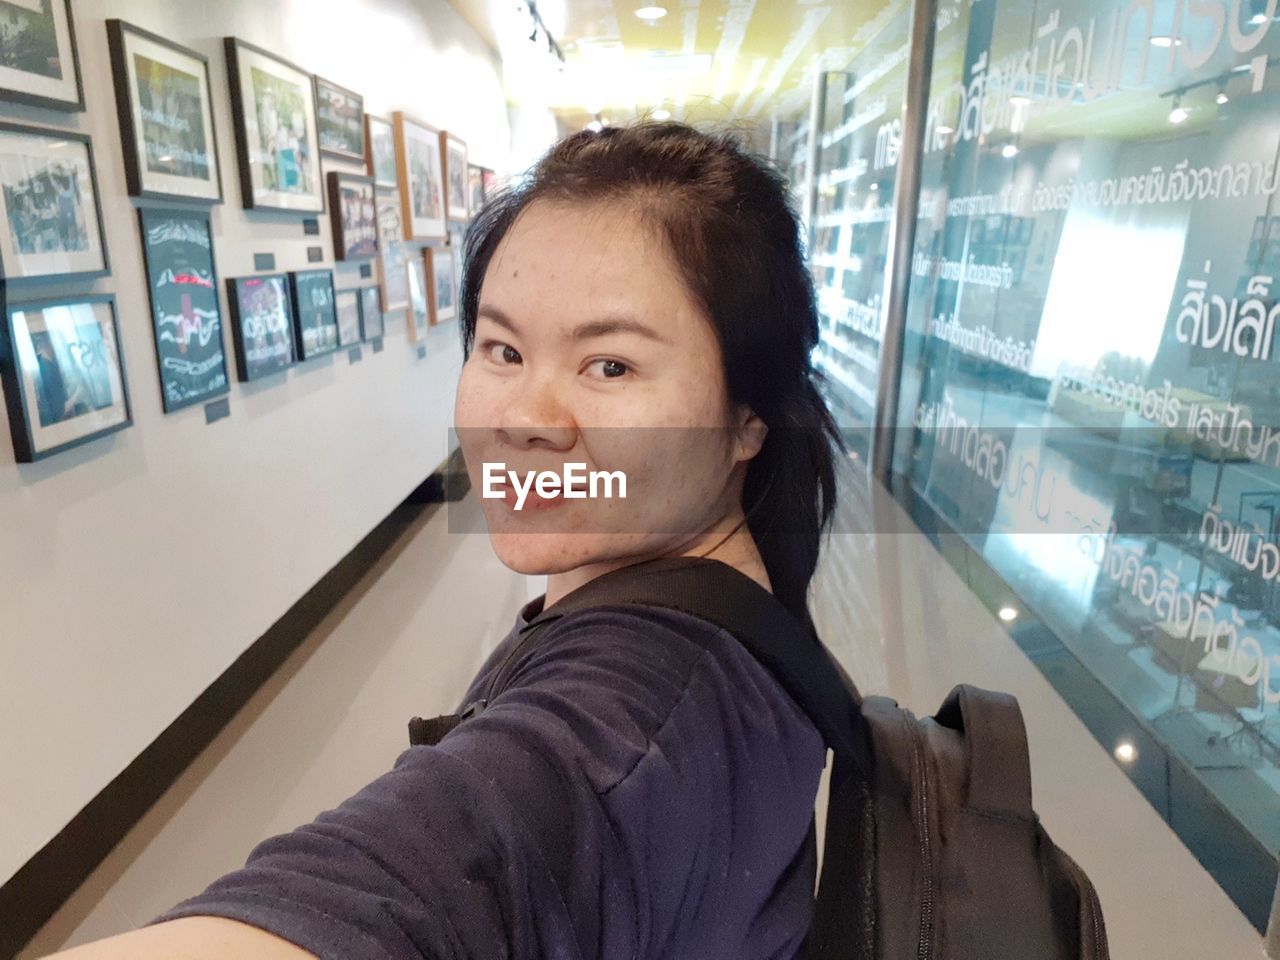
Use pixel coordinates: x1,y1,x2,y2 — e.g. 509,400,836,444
408,556,1110,960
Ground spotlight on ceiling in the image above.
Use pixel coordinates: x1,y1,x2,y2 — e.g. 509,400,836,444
652,108,671,120
1168,97,1189,124
1002,143,1019,158
635,5,668,21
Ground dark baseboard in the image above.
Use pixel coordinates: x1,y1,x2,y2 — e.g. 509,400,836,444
1,454,468,959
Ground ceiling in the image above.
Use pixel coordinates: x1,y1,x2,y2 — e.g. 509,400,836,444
446,0,901,131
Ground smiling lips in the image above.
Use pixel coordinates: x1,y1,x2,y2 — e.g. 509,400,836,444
500,486,568,510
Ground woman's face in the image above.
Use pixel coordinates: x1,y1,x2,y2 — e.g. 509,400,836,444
454,199,765,576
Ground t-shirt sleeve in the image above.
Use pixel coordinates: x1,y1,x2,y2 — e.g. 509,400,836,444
145,607,737,960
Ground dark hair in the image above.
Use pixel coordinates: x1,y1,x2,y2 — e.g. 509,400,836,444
459,121,844,620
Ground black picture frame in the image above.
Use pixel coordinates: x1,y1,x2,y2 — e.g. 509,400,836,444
223,37,324,214
365,113,396,189
358,284,383,340
0,121,109,287
106,19,223,204
226,274,297,381
0,293,131,462
289,269,339,360
314,75,364,162
137,207,230,412
0,0,85,112
327,171,377,262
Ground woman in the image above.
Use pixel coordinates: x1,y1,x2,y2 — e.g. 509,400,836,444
46,121,844,960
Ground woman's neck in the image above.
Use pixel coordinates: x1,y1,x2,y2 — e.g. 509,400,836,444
543,507,771,609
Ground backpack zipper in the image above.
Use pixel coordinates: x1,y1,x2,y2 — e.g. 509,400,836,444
907,715,937,960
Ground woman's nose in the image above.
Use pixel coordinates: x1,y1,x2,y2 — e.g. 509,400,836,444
497,377,577,449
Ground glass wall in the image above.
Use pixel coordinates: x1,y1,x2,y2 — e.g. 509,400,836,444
814,0,1280,930
808,1,913,461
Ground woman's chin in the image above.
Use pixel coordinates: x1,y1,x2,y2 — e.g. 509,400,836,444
486,530,661,576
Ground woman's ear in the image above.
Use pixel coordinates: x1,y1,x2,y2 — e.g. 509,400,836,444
733,405,768,464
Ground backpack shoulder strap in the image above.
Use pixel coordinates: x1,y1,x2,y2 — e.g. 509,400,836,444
526,555,871,777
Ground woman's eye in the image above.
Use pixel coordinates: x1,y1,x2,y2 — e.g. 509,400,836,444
586,358,629,379
482,340,521,365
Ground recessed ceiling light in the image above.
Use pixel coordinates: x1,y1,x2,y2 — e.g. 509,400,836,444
652,108,671,120
635,5,668,20
586,120,603,132
1002,143,1019,158
1149,35,1182,47
1217,91,1230,104
935,124,954,136
1114,740,1138,763
1169,103,1189,124
998,606,1019,622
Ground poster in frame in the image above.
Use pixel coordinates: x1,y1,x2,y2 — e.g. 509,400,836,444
467,163,486,215
327,171,377,261
224,37,323,213
0,122,108,287
406,253,429,342
137,207,230,412
314,75,363,162
226,273,295,381
375,186,409,312
106,19,222,203
365,113,396,189
0,294,131,462
289,268,339,360
335,287,361,347
0,0,83,112
358,284,383,340
426,246,457,325
441,132,468,223
392,112,444,241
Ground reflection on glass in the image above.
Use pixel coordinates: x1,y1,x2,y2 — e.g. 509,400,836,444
849,0,1280,929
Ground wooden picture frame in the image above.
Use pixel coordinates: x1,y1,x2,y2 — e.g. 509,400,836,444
0,0,84,112
441,132,469,223
0,294,131,462
327,171,377,261
392,112,445,241
365,113,396,189
224,37,323,213
0,121,109,287
106,19,223,203
137,207,230,412
314,75,364,162
426,245,457,325
226,274,296,381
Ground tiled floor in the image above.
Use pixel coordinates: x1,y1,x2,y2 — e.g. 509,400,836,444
20,472,1265,958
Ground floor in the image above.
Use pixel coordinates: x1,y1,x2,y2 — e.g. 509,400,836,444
19,468,1266,958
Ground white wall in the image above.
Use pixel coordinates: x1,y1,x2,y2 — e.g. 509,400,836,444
0,0,545,886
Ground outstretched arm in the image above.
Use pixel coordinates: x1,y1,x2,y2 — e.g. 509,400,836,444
39,916,318,959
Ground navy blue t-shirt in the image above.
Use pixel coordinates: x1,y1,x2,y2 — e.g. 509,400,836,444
149,596,827,959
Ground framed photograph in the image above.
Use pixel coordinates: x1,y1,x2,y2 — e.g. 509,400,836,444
0,122,108,285
375,186,408,312
289,269,339,360
358,284,383,340
327,171,376,261
224,37,322,213
0,0,83,111
441,132,468,223
226,274,295,381
314,76,363,161
106,20,222,203
138,208,229,412
335,288,361,347
467,163,486,214
392,112,444,241
0,295,130,461
446,220,465,302
427,246,457,325
365,113,396,189
406,253,429,342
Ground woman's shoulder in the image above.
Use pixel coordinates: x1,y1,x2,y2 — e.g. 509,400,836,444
478,603,824,791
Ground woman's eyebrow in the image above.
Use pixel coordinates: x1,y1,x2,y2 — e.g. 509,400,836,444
571,316,670,344
478,304,671,345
